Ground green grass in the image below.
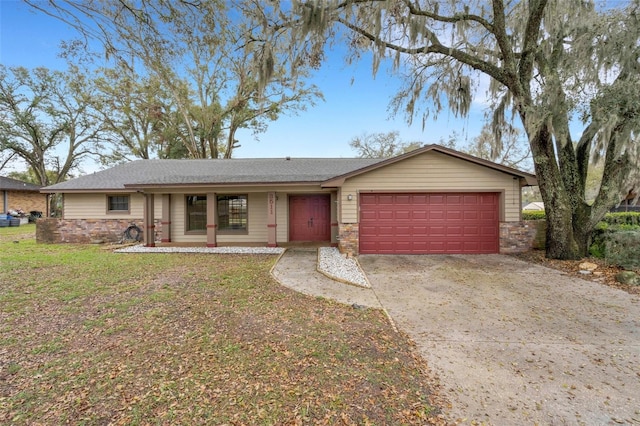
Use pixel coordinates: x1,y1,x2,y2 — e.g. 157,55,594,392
0,225,443,425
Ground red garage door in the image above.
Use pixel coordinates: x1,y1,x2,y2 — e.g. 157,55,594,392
359,193,499,254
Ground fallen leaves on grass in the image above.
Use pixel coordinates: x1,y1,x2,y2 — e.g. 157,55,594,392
0,243,450,425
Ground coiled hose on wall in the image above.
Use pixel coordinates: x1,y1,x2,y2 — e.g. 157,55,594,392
123,223,143,242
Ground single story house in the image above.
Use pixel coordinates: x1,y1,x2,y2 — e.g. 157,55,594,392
1,176,46,216
38,144,538,255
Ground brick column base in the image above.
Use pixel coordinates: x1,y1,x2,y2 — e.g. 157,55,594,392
500,220,546,253
338,223,359,256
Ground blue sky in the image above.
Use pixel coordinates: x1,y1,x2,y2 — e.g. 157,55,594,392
0,0,486,164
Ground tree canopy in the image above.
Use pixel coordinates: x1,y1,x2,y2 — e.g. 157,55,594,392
276,0,640,259
27,0,324,159
350,130,421,158
0,65,104,185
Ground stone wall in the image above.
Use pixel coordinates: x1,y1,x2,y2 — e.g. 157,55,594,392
500,220,546,254
2,190,47,214
36,218,161,244
337,223,359,256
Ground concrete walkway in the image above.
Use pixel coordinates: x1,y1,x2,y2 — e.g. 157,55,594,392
271,248,381,309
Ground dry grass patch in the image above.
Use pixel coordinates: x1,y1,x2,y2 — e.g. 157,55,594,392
0,227,447,425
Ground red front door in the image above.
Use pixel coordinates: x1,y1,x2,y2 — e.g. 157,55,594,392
289,194,331,241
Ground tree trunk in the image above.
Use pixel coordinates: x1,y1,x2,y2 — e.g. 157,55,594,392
528,123,585,260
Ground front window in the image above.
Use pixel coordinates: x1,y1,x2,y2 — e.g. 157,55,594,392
107,195,129,213
186,195,207,232
217,195,247,231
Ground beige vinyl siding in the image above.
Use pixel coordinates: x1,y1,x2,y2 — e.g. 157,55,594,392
276,195,288,242
340,151,522,223
63,193,148,219
171,190,276,244
64,185,334,244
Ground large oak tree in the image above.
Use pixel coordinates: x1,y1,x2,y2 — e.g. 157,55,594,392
0,65,105,186
28,0,323,159
281,0,640,259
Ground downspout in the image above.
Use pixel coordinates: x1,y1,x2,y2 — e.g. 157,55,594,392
2,190,7,213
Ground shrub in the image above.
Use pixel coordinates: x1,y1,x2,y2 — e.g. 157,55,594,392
603,212,640,227
522,211,640,225
589,227,640,269
522,210,545,220
603,230,640,270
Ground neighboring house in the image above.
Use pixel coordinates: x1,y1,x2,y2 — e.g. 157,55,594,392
1,176,46,216
39,144,538,255
523,201,545,211
611,192,640,213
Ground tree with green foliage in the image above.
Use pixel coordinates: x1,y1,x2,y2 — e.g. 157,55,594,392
350,130,421,158
273,0,640,259
90,64,183,163
0,65,105,186
28,0,323,159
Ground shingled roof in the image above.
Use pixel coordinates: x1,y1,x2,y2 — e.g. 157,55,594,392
0,176,42,191
41,158,384,192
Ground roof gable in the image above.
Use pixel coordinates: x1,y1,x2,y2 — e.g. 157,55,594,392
321,144,537,187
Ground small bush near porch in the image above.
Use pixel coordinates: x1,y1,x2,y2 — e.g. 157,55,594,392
0,226,444,425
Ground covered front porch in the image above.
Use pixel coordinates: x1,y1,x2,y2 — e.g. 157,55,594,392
139,189,340,248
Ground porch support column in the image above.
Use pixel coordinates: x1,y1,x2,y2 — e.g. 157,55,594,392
160,194,171,243
267,192,277,247
206,192,217,247
143,193,155,247
330,192,338,247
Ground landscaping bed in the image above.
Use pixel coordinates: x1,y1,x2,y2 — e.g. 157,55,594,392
514,249,640,295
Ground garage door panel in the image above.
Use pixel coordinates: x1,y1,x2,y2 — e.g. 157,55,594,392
360,194,379,205
412,210,428,220
480,211,497,220
360,210,378,221
377,210,395,220
463,226,480,236
429,210,445,220
359,192,499,254
463,211,479,220
426,225,446,235
395,210,411,220
376,194,395,204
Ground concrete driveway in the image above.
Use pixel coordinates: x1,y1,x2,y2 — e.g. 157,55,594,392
359,254,640,425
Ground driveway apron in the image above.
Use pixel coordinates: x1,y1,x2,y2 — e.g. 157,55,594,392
359,254,640,425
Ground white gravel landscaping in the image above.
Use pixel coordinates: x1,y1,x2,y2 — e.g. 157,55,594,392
115,245,370,289
317,247,370,288
114,244,285,254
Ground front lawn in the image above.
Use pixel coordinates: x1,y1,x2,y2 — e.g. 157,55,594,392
0,225,445,425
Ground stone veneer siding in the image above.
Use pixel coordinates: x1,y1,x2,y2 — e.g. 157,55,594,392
338,220,545,256
337,223,359,256
37,218,161,244
499,220,546,253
